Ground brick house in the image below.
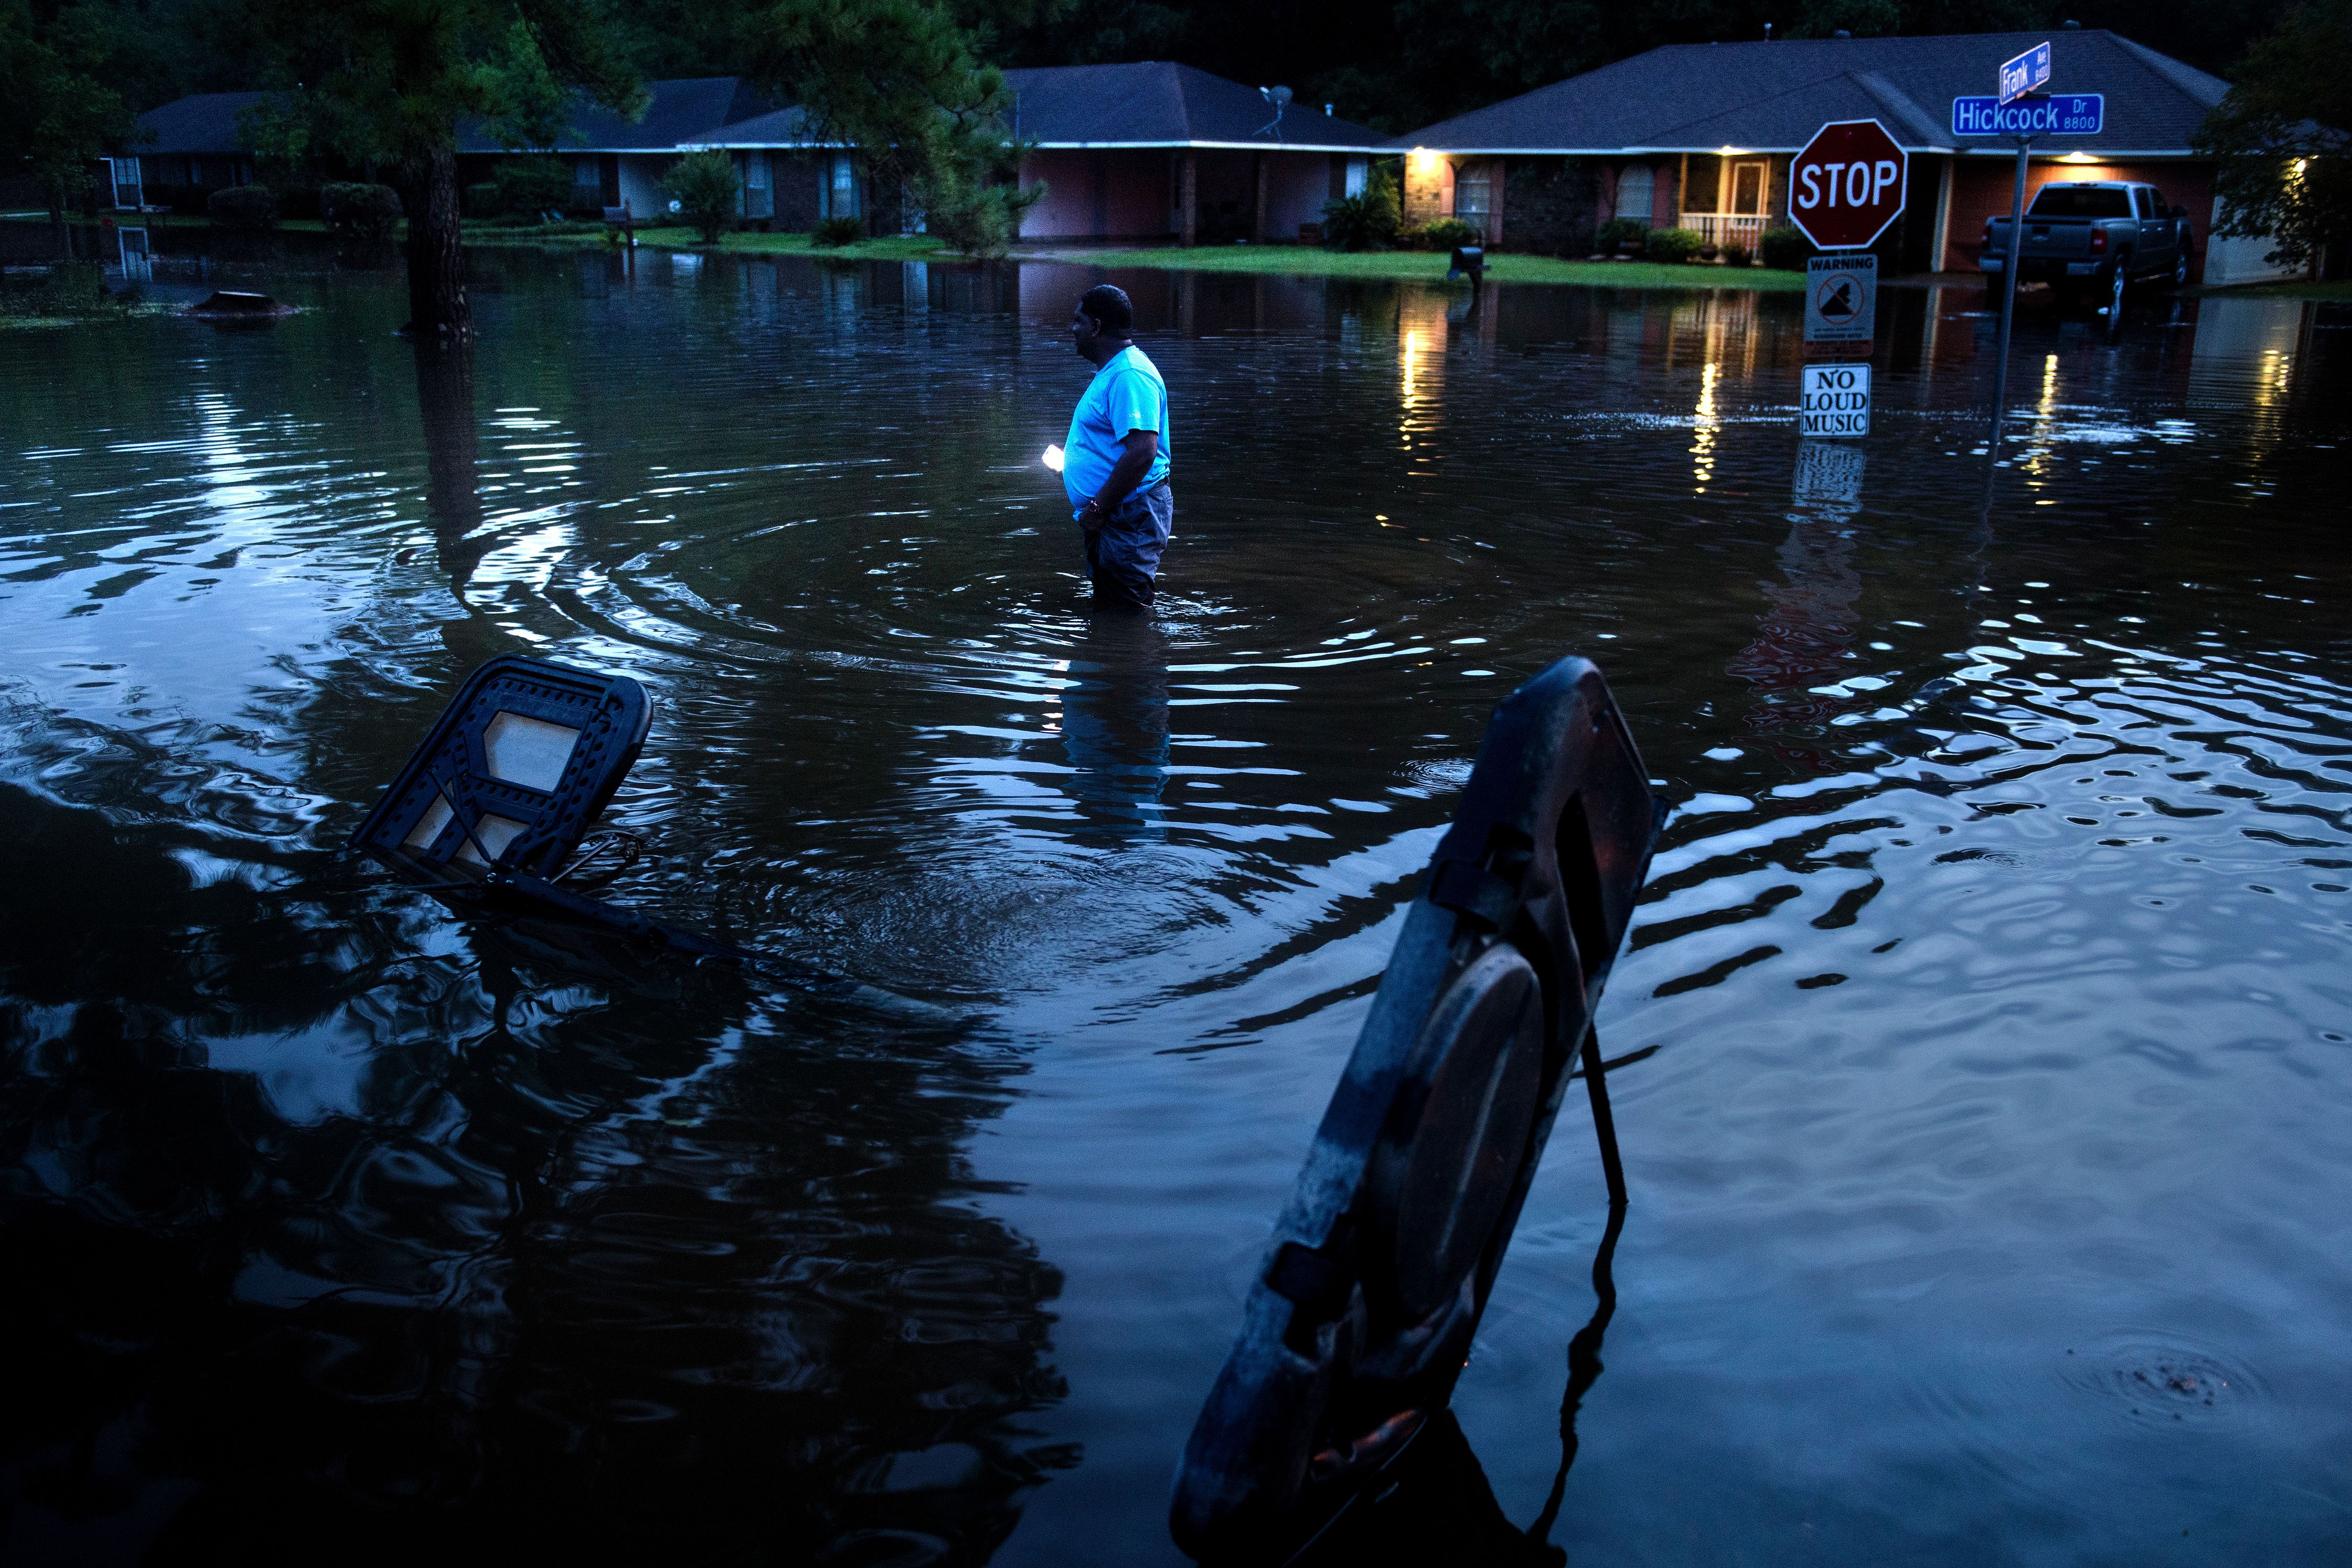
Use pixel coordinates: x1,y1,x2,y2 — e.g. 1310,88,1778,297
124,91,268,213
998,63,1389,244
701,62,1391,244
1391,29,2293,284
460,77,776,221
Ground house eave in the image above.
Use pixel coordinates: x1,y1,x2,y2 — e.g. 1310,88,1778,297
1392,143,2205,159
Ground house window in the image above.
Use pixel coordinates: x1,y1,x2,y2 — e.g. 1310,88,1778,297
824,153,860,219
1615,164,1654,223
1345,156,1368,198
739,151,773,219
1454,161,1491,220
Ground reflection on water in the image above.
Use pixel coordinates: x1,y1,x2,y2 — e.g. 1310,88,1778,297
1058,615,1171,844
3,243,2350,1564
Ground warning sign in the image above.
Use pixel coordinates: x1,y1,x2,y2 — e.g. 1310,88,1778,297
1801,363,1872,438
1804,253,1877,343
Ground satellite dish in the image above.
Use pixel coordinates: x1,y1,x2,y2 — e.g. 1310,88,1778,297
1257,86,1295,139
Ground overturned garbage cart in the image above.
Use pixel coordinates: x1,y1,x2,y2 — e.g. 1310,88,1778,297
1172,654,1666,1564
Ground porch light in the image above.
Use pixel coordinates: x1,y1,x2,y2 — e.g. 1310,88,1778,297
2059,151,2095,163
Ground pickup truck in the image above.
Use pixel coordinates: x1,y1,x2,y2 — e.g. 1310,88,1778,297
1979,180,2194,310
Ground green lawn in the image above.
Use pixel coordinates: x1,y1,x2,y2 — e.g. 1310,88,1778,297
1034,243,1811,290
7,211,1818,287
466,223,961,262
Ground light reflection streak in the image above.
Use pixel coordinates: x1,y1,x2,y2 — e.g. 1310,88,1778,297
1691,362,1720,493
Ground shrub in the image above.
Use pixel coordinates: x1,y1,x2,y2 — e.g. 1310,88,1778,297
1419,217,1481,249
1320,166,1401,251
663,150,740,244
493,159,574,219
322,182,402,240
207,185,279,231
1644,226,1704,263
1596,216,1648,252
1721,241,1751,268
813,213,866,247
1758,225,1813,270
2,262,111,317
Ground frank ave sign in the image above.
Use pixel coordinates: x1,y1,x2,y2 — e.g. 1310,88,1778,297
1790,119,1909,250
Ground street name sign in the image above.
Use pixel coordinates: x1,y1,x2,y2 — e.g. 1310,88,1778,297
1953,93,2103,138
1804,253,1877,343
1801,363,1872,438
1999,40,2051,104
1790,120,1908,250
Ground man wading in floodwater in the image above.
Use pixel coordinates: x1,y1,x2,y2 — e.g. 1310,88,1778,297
1062,285,1173,609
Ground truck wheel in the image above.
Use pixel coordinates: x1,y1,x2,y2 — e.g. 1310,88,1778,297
2170,249,2189,289
2105,260,2128,315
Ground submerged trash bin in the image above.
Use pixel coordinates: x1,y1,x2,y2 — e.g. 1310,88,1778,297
1170,655,1666,1562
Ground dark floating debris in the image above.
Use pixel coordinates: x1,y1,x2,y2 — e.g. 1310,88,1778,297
1171,655,1668,1563
351,655,751,963
188,290,296,317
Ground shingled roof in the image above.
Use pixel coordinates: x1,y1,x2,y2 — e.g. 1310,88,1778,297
136,91,272,155
701,62,1389,151
457,77,775,153
1000,63,1388,149
1396,30,2229,157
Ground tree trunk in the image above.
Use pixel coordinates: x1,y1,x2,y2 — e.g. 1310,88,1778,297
412,340,487,586
401,146,469,338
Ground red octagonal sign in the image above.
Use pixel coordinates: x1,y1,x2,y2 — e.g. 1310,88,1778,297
1790,119,1908,250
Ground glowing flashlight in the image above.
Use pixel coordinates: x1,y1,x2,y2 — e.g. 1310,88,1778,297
1042,444,1065,473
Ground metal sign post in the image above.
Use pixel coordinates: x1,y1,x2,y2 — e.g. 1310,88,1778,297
1988,133,2032,446
1980,42,2056,449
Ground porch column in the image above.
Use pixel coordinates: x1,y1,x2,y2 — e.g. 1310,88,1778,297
1253,152,1269,243
1487,157,1505,246
1929,154,1955,272
1181,150,1197,247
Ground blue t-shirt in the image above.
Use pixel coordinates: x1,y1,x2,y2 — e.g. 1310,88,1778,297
1064,345,1172,514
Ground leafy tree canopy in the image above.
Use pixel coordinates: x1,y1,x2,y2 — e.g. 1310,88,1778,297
1,0,141,213
2195,0,2352,274
744,0,1053,255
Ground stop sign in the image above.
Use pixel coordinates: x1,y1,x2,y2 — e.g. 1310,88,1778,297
1790,119,1908,250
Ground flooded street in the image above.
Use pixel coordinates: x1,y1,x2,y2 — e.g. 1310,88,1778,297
4,244,2349,1563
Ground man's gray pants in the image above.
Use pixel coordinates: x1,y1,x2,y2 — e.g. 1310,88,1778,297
1083,481,1174,609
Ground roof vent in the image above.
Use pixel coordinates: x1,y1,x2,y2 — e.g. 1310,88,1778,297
2062,17,2081,26
1832,28,1851,37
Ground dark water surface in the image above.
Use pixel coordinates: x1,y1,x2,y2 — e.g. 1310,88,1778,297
5,244,2350,1564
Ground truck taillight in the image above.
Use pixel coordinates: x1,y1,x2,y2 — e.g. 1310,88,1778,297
2090,229,2107,253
